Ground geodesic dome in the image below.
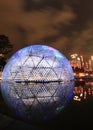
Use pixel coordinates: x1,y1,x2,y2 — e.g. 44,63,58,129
1,45,74,122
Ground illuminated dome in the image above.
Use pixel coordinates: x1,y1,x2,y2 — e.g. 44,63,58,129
1,45,74,122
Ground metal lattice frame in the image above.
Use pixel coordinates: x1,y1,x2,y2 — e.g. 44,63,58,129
1,45,74,121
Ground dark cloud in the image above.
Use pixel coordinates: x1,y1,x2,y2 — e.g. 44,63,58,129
0,0,93,59
23,0,63,11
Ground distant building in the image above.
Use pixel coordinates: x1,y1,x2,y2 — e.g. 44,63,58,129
70,54,84,71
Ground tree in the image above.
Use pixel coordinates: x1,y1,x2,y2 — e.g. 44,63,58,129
0,35,13,54
0,35,13,68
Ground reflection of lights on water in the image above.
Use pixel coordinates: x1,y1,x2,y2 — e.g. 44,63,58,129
80,93,83,97
73,82,93,101
73,96,81,101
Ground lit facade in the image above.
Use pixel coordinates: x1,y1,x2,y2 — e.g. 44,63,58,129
70,54,84,69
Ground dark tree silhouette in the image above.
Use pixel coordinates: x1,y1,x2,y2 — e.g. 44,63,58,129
0,35,13,54
0,35,13,68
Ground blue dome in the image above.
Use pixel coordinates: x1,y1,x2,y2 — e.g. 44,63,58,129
1,44,74,122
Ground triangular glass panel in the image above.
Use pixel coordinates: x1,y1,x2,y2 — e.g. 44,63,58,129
37,58,51,68
22,98,34,106
31,56,43,67
44,56,55,67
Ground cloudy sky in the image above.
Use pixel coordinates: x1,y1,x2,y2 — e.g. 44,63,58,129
0,0,93,58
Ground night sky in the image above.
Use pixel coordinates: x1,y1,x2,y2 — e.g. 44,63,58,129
0,0,93,58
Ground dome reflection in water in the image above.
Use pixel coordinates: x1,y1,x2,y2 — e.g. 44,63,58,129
1,45,74,122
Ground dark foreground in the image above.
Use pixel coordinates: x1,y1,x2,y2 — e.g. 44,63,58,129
0,92,93,130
